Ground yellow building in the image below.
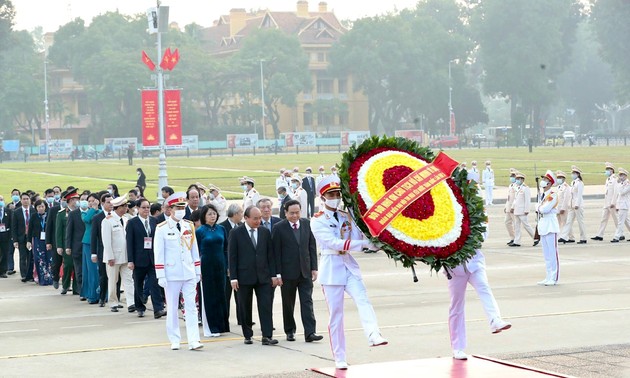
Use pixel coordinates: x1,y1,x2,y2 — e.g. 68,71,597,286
200,1,369,136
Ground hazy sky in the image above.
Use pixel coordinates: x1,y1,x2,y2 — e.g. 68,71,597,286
12,0,420,32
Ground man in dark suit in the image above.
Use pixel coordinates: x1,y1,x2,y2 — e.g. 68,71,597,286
12,193,35,282
221,203,244,326
46,186,74,288
277,187,291,219
301,167,316,218
91,192,112,306
0,195,12,278
229,206,278,345
126,198,165,318
66,192,87,298
272,199,323,343
257,198,281,232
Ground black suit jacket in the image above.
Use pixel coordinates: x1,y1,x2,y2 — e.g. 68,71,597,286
278,195,291,219
228,225,275,285
154,213,166,224
45,205,61,246
261,216,281,232
126,216,157,267
90,211,106,262
27,211,48,242
11,206,34,244
272,218,317,280
0,208,12,242
302,176,316,197
66,208,86,257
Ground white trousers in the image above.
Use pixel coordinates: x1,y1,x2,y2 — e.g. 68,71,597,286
614,209,630,239
165,279,200,344
321,269,380,363
596,207,618,238
447,267,501,351
513,214,534,244
106,263,134,308
557,212,568,235
504,211,514,239
561,207,586,241
540,233,559,282
485,185,494,205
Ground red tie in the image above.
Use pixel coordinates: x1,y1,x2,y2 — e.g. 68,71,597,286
25,209,29,233
293,223,298,230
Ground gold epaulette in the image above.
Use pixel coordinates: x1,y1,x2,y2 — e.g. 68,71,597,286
313,211,324,218
157,220,167,227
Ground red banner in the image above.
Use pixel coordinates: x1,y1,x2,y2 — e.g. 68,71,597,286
164,89,182,146
363,152,459,237
284,133,294,147
450,111,456,135
141,90,159,147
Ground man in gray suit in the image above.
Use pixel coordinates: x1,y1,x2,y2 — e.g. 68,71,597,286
272,199,322,343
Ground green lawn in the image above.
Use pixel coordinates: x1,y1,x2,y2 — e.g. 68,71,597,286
0,145,627,200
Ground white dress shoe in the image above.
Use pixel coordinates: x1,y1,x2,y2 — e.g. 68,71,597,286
368,333,388,347
544,280,557,286
537,279,548,285
209,333,221,337
453,350,468,360
170,343,180,350
490,318,512,334
335,361,348,369
189,341,204,350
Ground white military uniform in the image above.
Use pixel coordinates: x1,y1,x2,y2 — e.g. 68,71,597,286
275,175,287,190
242,188,260,210
154,217,202,347
537,188,560,284
209,194,228,223
560,177,586,241
482,166,494,206
101,212,135,310
511,182,534,245
556,180,571,232
504,180,516,241
467,166,480,183
290,186,308,218
595,173,618,238
613,178,630,240
311,208,383,366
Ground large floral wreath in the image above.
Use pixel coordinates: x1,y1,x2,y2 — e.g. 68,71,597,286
339,136,486,273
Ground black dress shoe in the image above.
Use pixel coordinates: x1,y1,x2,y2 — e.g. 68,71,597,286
611,239,619,243
620,236,626,241
128,305,136,313
533,240,540,246
53,281,59,289
60,288,68,295
558,238,567,243
566,240,575,243
591,236,603,241
0,273,7,278
261,337,278,345
154,309,167,319
244,338,253,345
506,240,514,245
88,300,99,304
111,307,119,312
577,240,587,244
509,243,521,247
21,278,27,282
80,297,87,301
138,311,145,318
305,333,324,342
7,270,16,275
27,278,34,282
99,300,105,307
286,333,296,342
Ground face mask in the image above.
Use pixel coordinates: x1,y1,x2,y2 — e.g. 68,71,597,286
54,194,61,201
509,177,516,183
0,201,4,208
12,195,19,202
571,173,578,180
209,193,215,200
107,189,113,194
557,178,564,185
325,198,340,209
60,201,67,209
137,172,141,177
79,200,89,210
515,179,523,186
46,197,54,204
605,170,612,177
173,209,186,221
291,183,298,189
539,180,548,189
486,166,491,169
241,185,248,191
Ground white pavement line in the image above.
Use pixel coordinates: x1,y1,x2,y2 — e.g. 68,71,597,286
60,325,103,330
0,329,38,334
578,289,612,293
373,303,405,307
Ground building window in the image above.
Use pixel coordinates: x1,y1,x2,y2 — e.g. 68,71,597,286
317,73,333,99
304,103,313,126
318,111,332,127
338,110,348,126
337,78,347,95
317,52,326,62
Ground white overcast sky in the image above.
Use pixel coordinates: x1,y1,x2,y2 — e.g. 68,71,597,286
12,0,420,33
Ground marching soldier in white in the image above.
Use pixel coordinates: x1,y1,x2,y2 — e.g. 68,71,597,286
289,175,308,218
276,168,287,190
482,160,494,206
536,171,560,286
101,196,135,312
611,168,630,242
555,171,571,232
311,175,387,370
240,176,260,210
509,172,535,247
504,169,517,245
592,162,618,241
154,192,203,351
467,160,480,183
315,166,326,187
559,166,586,244
207,184,227,223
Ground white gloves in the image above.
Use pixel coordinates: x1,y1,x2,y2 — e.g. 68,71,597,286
158,278,167,288
196,274,201,283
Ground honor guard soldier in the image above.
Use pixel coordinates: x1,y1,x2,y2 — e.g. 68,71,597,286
289,175,308,218
482,161,495,206
504,169,517,245
310,175,387,370
559,166,586,244
207,184,227,223
467,160,480,183
536,170,560,286
240,176,260,210
555,171,570,232
592,162,618,241
611,168,630,242
154,192,203,351
509,172,535,247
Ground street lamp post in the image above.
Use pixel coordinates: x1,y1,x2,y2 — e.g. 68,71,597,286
448,59,456,137
259,59,266,140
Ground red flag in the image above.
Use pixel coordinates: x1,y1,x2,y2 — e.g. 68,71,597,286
168,48,179,70
141,50,155,71
450,111,456,135
160,48,172,70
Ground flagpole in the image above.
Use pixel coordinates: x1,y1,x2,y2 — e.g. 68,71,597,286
156,2,168,201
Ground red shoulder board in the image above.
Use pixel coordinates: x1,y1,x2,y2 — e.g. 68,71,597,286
313,211,324,218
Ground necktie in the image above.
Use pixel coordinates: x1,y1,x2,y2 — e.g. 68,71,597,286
25,208,29,232
176,223,181,232
265,221,271,231
293,223,298,230
333,212,339,222
145,219,150,236
250,229,257,248
120,218,124,227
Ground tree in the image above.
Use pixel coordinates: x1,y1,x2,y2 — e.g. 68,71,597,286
234,28,311,139
592,0,630,102
472,0,581,141
0,0,14,49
